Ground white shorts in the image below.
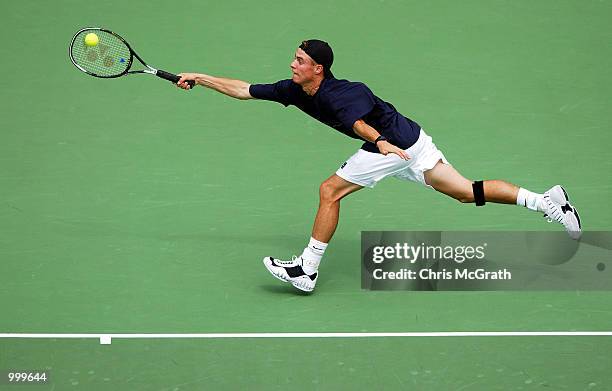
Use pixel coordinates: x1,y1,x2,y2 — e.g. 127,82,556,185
335,129,449,189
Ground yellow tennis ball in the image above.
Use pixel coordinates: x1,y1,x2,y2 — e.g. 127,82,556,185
84,33,99,47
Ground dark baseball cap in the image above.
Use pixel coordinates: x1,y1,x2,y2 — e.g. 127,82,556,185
299,39,334,78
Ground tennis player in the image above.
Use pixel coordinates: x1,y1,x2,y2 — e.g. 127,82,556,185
176,39,582,292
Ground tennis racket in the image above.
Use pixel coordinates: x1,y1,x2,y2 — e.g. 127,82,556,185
69,27,195,88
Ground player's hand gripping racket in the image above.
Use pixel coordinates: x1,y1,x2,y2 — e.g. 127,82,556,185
69,27,195,89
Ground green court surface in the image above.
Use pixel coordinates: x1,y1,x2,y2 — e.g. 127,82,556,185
1,0,611,390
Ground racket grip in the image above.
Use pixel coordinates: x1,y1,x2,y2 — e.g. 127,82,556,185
156,69,196,88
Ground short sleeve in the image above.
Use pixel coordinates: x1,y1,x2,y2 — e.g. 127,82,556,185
331,83,376,130
249,79,294,107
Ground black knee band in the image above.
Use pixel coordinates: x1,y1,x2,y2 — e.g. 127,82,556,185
472,181,486,206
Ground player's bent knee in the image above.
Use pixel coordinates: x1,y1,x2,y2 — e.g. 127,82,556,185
319,180,339,203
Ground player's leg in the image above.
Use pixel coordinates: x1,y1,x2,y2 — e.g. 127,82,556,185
312,174,364,243
423,161,581,238
423,161,521,205
263,146,408,292
263,174,363,292
298,174,363,273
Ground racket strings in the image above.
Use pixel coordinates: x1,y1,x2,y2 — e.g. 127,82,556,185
71,30,131,77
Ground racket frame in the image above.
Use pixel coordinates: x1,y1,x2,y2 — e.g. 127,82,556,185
69,27,192,86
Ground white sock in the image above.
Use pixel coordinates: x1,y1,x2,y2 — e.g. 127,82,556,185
300,237,327,274
517,188,546,212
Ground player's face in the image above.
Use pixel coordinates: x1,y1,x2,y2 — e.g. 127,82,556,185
290,48,320,84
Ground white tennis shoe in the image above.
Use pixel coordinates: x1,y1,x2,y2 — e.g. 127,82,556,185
543,185,582,239
262,256,318,292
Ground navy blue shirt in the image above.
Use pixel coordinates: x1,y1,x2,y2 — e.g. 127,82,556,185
249,78,421,153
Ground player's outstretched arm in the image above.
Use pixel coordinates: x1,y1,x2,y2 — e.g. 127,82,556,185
176,73,253,100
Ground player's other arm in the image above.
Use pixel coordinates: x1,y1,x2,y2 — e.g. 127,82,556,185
176,72,253,100
352,119,409,160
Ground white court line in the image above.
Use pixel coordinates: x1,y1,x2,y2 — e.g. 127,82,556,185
2,332,612,344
